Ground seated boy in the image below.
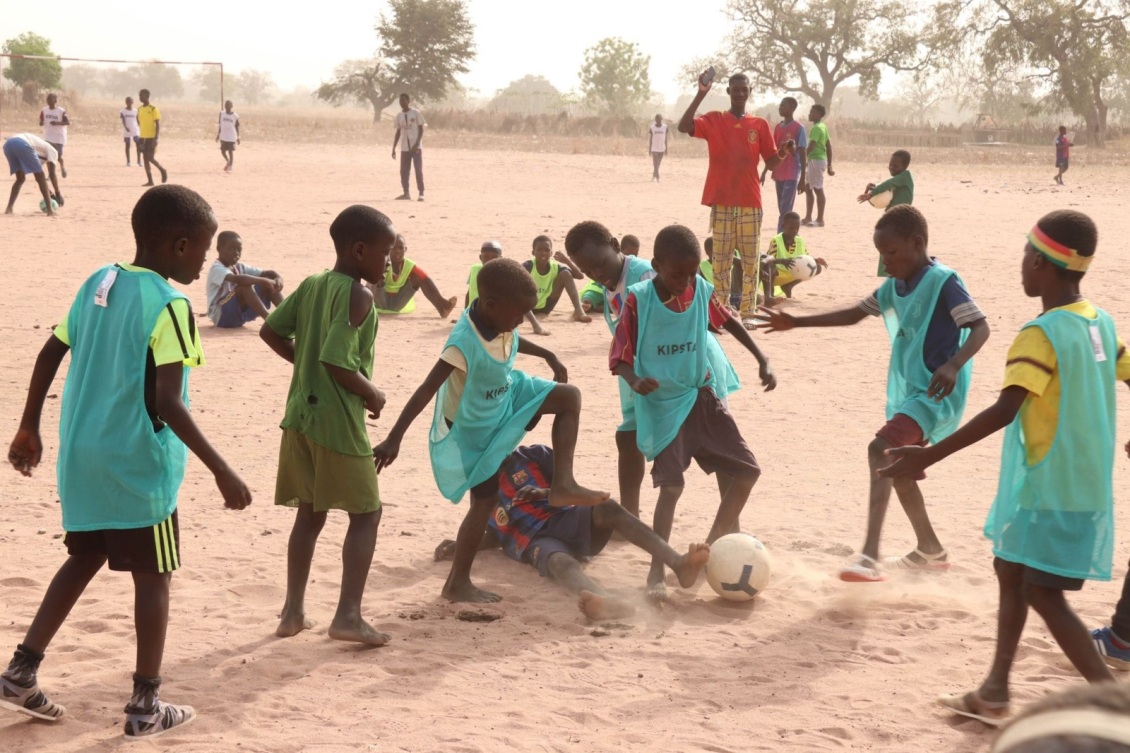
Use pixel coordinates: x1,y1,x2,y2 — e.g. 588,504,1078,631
611,225,776,599
374,258,608,603
760,211,828,304
368,233,457,317
580,280,605,314
621,234,641,257
523,235,591,324
206,231,284,328
435,445,711,620
468,240,549,336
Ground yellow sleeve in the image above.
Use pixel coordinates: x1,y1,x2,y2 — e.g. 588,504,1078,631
53,313,70,346
1002,327,1055,396
440,345,467,373
150,298,204,367
1117,337,1130,382
153,105,161,121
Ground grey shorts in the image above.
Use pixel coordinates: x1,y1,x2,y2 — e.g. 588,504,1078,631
651,388,760,488
808,159,827,190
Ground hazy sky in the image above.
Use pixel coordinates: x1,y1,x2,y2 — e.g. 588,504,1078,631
4,0,731,101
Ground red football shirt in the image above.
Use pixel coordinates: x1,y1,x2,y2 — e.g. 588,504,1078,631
693,110,777,208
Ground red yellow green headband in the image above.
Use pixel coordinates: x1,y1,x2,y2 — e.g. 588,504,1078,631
1028,225,1092,272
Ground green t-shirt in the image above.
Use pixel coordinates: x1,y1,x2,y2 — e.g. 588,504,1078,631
872,169,914,208
809,121,829,160
266,270,378,457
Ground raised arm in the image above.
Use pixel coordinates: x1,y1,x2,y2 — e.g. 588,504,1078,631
553,251,585,280
373,359,455,471
678,78,711,135
9,335,69,476
517,337,567,382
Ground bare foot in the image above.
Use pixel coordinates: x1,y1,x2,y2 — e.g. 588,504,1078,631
672,543,711,588
533,328,551,337
572,310,592,323
578,590,636,621
327,615,390,646
548,482,609,508
439,296,458,318
442,580,502,603
646,580,669,603
275,611,316,638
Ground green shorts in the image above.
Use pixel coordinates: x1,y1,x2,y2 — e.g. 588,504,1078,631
275,429,380,514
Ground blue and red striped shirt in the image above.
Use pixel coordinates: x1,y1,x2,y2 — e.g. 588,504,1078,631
488,445,566,561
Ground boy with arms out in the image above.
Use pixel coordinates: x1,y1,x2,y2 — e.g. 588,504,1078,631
1,185,252,739
523,235,591,324
436,445,711,621
803,104,833,227
759,206,989,582
373,258,609,603
467,240,549,335
368,233,458,317
138,89,168,187
216,100,240,173
206,231,285,328
611,225,775,599
3,133,63,216
121,96,141,167
260,205,395,646
882,210,1122,725
39,93,69,179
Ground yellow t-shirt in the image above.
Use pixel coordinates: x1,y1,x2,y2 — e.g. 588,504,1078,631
54,264,204,368
1002,300,1129,464
137,104,161,139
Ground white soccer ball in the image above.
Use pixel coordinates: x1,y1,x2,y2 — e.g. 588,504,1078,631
705,533,772,601
781,255,822,281
869,190,893,209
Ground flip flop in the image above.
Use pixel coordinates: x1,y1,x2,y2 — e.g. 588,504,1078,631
884,548,952,572
938,691,1010,727
839,553,885,583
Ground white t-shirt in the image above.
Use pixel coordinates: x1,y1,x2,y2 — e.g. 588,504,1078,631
605,258,656,320
120,108,139,138
13,133,58,163
206,260,262,323
395,108,426,150
649,123,668,153
41,107,67,145
218,111,239,142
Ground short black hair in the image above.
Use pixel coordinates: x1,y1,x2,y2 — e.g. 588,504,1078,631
703,237,713,251
782,211,801,223
874,205,928,246
811,103,827,117
532,234,552,248
564,221,619,256
399,92,410,100
892,149,912,166
329,205,394,252
1036,209,1097,282
653,225,701,264
782,96,798,108
621,234,640,250
481,239,502,253
139,88,150,97
478,257,537,301
728,73,750,87
216,230,240,247
131,185,215,252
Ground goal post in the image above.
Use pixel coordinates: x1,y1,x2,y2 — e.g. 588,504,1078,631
0,54,224,131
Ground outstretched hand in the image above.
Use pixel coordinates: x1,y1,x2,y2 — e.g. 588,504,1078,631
754,306,797,333
877,446,932,479
8,429,42,477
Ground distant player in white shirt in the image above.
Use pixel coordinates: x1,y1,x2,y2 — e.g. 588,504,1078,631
391,93,426,201
216,100,240,173
120,96,141,167
3,133,63,216
39,93,69,179
648,114,669,182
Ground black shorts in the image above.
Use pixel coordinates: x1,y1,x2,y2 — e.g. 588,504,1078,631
139,138,158,157
1022,563,1084,591
525,506,613,577
651,388,760,488
64,510,181,573
220,140,236,151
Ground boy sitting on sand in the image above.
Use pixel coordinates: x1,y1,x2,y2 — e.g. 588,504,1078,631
760,211,828,304
435,445,710,620
1,186,251,739
206,231,285,328
468,240,549,335
523,235,591,325
374,258,609,603
368,233,457,317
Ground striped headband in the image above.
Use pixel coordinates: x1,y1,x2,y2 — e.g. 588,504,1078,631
993,708,1130,752
1028,225,1093,272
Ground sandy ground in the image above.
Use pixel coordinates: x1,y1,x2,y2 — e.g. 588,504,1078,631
1,136,1129,752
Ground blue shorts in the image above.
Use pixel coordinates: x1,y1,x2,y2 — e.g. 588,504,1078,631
215,287,272,328
4,139,42,175
525,505,612,577
48,142,64,158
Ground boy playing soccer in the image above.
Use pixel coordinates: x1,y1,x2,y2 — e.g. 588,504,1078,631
761,211,827,304
373,258,609,603
468,240,549,336
610,225,775,599
758,206,990,582
3,133,63,216
1,185,252,739
121,96,141,167
435,445,711,620
369,233,458,317
882,210,1123,726
216,100,240,173
523,235,592,324
39,93,69,179
1055,126,1073,185
205,231,285,328
138,89,167,187
259,205,395,646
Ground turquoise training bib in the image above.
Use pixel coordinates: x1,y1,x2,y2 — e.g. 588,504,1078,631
876,263,971,443
630,276,713,459
429,311,557,502
58,265,191,531
607,255,659,433
984,308,1117,580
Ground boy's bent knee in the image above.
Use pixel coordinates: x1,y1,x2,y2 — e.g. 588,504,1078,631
552,383,582,409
